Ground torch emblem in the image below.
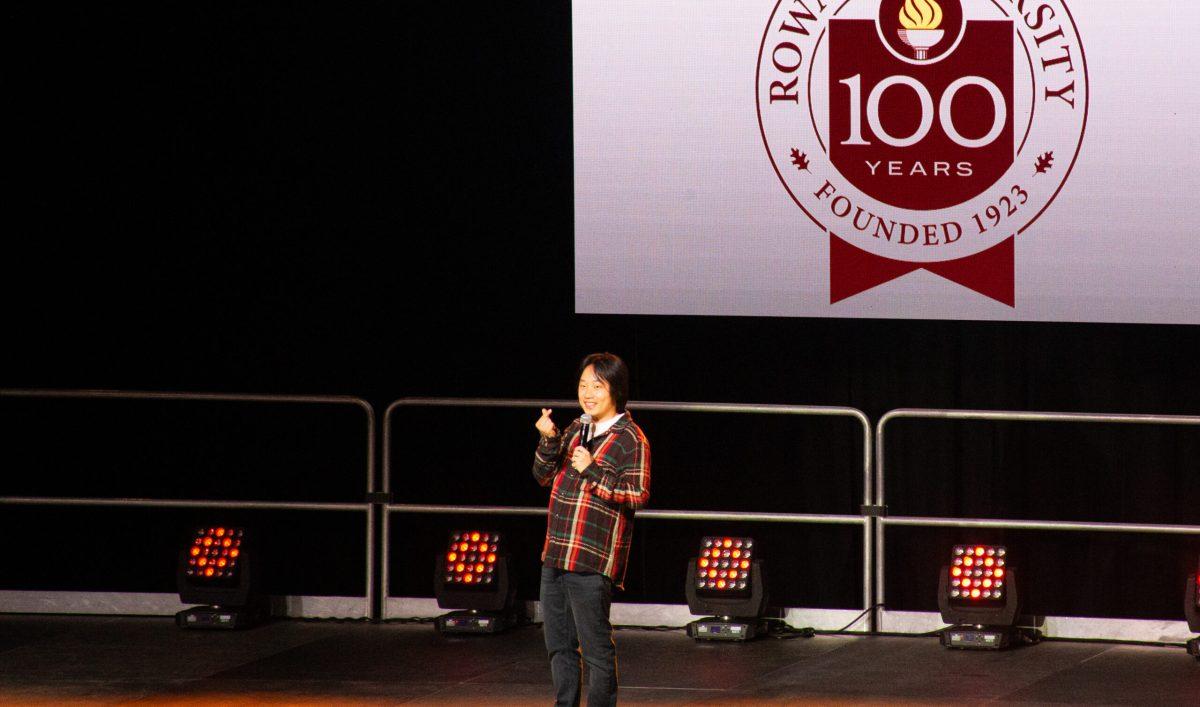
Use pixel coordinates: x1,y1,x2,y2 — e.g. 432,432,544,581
897,0,944,59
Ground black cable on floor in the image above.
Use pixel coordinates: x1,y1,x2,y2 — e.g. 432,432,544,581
380,616,437,624
292,614,1192,649
817,627,1188,648
1040,635,1187,649
765,622,816,639
828,603,884,632
817,628,945,638
760,603,889,638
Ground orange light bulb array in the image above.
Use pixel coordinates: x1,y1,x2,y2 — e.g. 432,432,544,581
444,531,500,587
185,527,244,580
695,536,753,592
948,544,1006,601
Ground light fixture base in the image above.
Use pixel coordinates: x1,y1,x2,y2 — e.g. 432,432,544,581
940,625,1039,651
686,617,764,641
175,604,265,630
435,609,519,634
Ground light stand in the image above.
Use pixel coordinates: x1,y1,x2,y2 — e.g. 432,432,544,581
434,531,519,634
685,560,768,641
176,527,266,630
937,545,1041,650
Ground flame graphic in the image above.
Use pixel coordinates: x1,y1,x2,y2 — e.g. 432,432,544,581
899,0,943,30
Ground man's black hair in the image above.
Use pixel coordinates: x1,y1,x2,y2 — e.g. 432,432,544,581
577,352,630,413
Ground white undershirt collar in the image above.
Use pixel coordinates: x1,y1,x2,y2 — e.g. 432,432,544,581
593,412,624,437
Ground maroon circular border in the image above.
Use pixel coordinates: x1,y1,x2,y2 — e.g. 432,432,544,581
755,0,1090,242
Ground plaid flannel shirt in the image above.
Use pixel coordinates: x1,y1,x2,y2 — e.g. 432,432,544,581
533,412,650,588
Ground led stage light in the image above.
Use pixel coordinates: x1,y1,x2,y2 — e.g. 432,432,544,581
685,536,768,641
176,526,266,629
937,544,1041,650
434,530,519,634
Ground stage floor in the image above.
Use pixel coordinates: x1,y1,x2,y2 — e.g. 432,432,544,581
0,615,1195,705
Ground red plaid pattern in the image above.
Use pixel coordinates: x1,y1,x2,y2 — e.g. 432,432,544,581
533,412,650,588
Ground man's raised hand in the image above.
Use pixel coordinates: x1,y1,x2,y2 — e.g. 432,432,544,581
535,408,559,438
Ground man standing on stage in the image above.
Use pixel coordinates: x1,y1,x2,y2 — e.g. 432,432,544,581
533,352,651,707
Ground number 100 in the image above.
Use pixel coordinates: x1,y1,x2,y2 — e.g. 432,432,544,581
839,74,1007,149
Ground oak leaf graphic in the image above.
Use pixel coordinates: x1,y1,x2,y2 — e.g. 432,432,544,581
1034,151,1054,175
790,148,810,172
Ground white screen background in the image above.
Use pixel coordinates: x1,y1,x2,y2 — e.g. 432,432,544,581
573,1,1200,324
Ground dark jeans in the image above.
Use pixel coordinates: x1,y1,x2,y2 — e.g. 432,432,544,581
540,566,617,707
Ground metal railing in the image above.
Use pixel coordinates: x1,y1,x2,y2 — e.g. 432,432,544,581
10,392,1195,630
873,407,1200,630
0,388,377,617
381,397,873,621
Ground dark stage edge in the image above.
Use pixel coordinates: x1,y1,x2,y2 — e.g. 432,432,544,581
0,615,1195,705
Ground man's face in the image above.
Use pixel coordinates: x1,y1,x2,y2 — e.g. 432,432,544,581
578,364,618,422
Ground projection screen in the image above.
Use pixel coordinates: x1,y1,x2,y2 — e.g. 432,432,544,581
573,0,1200,324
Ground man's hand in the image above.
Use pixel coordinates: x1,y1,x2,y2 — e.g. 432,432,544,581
571,445,593,472
535,408,559,438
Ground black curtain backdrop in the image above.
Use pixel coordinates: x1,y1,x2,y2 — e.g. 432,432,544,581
4,3,1198,620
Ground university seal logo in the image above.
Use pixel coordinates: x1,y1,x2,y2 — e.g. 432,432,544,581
757,0,1087,305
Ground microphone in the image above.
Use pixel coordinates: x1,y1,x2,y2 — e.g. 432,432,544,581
579,414,593,451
